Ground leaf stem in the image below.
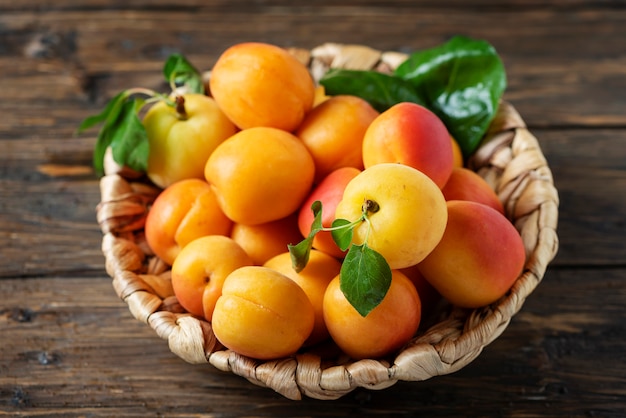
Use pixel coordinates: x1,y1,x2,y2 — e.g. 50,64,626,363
124,88,177,109
124,87,159,98
362,216,373,244
322,217,363,233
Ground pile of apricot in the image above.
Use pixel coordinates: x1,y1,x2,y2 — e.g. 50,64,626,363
143,42,526,361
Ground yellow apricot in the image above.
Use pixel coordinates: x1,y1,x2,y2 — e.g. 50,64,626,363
143,94,237,189
334,163,448,269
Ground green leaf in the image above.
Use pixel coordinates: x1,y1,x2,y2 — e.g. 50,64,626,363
395,35,506,157
80,92,150,175
330,218,353,251
288,200,324,272
77,91,128,134
288,237,315,273
81,91,137,175
320,69,425,112
339,244,392,317
163,53,205,94
108,98,149,173
309,200,323,233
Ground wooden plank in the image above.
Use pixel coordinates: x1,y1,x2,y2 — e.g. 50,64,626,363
2,57,623,144
0,136,102,278
5,9,621,67
1,0,624,12
539,128,626,267
1,267,624,414
1,9,625,129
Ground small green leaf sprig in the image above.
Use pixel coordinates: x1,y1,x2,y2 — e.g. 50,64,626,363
289,200,392,317
77,54,205,175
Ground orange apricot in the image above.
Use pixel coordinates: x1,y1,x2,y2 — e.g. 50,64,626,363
418,200,526,308
204,126,315,225
362,102,454,188
399,263,441,316
212,266,315,360
231,213,304,265
295,95,379,182
264,250,342,346
209,42,316,131
323,270,421,360
450,135,464,168
441,167,504,214
171,235,253,321
144,179,232,265
297,166,361,258
313,85,329,106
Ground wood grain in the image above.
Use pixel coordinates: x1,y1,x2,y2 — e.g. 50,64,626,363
1,7,625,127
0,0,625,414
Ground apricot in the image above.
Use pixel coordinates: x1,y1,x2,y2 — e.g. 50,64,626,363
144,179,232,265
295,95,379,182
264,250,342,346
297,166,361,258
313,85,329,106
400,263,441,316
334,163,448,269
323,270,421,360
441,167,504,214
171,235,253,321
362,102,454,188
204,126,315,225
450,135,464,168
143,93,238,189
418,200,527,308
212,266,315,360
209,42,316,131
231,213,304,265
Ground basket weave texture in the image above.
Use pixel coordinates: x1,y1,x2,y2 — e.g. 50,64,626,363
96,43,560,400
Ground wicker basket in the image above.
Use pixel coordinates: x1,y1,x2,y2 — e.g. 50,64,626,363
96,43,560,400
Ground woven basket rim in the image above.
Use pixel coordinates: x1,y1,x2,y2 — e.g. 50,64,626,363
96,43,560,401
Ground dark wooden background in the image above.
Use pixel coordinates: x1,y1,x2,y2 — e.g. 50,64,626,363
1,1,625,416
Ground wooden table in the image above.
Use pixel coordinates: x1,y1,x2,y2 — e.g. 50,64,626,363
1,1,625,416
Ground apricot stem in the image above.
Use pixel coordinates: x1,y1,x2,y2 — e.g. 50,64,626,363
362,199,380,215
175,95,187,119
360,199,378,245
323,218,362,232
